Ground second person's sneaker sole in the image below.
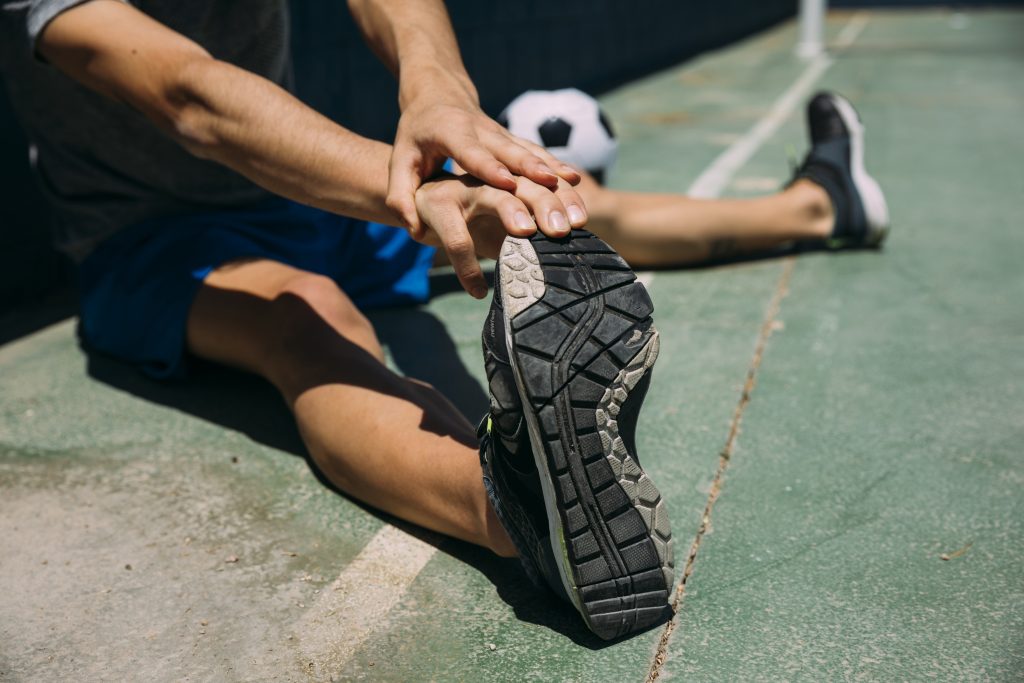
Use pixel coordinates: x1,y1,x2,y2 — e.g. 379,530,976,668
497,229,674,640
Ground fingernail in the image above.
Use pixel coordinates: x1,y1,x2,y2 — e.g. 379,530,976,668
549,210,569,232
498,168,515,183
541,165,557,178
561,164,578,175
566,204,586,225
514,211,535,231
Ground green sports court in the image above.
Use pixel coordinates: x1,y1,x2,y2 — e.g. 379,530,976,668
1,6,1022,681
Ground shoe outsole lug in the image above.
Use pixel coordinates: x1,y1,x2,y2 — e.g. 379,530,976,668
498,229,675,641
566,503,588,535
546,438,567,472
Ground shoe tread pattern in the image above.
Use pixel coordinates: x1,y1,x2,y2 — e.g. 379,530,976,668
503,230,674,640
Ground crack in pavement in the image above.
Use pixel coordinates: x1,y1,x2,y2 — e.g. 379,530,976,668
646,256,795,683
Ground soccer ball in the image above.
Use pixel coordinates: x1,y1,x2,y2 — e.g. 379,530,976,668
497,88,618,184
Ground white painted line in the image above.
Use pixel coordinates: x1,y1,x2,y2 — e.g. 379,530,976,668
635,11,870,288
834,11,871,49
687,11,870,199
685,56,833,199
296,524,439,677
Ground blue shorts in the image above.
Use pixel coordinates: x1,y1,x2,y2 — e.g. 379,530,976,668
77,197,436,379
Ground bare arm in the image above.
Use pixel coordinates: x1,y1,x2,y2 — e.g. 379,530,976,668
347,0,475,109
347,0,586,236
36,0,580,296
39,0,399,225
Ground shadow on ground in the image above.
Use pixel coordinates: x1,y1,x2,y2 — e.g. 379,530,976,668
437,539,671,649
81,297,646,646
82,300,488,454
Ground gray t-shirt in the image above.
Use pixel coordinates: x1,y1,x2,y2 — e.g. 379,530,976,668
0,0,291,261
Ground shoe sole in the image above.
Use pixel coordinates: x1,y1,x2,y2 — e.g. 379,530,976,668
829,93,891,246
497,230,674,640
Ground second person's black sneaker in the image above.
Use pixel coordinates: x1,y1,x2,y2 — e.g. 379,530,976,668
795,91,890,248
479,229,675,641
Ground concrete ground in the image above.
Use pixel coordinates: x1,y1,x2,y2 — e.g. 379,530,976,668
2,8,1022,682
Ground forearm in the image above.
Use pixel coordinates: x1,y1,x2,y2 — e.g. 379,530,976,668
170,58,397,224
347,0,477,109
38,0,399,225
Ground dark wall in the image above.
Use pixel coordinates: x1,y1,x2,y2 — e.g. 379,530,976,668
291,0,797,142
0,0,795,312
833,0,1022,5
0,88,68,311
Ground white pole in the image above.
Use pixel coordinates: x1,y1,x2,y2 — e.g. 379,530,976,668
796,0,827,59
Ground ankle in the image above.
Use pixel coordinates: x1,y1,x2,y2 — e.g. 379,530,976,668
788,179,834,238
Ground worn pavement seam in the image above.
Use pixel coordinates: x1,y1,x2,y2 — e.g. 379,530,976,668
645,257,795,682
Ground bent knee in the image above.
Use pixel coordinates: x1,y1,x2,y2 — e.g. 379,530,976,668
277,274,366,326
266,273,381,359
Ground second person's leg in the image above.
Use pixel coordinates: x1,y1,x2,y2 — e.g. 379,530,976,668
577,174,833,267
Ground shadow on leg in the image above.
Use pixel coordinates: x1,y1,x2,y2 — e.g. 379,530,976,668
368,307,488,424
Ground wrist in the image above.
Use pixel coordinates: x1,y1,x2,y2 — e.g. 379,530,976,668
398,63,478,111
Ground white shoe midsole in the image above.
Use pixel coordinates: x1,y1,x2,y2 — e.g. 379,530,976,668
830,94,890,243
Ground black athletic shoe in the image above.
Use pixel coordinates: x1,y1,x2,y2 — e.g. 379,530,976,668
479,229,675,641
794,91,890,248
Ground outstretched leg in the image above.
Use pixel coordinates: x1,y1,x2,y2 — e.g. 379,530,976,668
568,91,889,266
578,174,833,267
186,258,516,556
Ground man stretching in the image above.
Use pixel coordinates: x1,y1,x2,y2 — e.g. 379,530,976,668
1,0,887,639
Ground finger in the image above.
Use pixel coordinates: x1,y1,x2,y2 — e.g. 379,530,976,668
433,212,488,299
469,185,536,238
513,137,583,186
514,176,573,238
447,139,518,193
386,145,428,238
551,177,588,227
480,130,562,188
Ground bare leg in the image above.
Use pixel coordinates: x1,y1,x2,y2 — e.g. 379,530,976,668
577,175,833,267
185,258,515,556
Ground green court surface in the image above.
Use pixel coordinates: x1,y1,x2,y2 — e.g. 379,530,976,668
2,8,1022,681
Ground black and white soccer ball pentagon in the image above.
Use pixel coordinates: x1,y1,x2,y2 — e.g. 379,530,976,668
497,88,617,183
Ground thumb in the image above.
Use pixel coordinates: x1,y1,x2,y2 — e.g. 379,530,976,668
386,145,428,238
